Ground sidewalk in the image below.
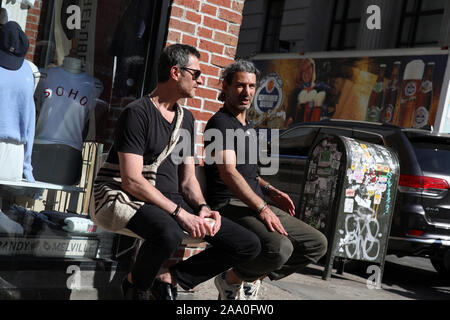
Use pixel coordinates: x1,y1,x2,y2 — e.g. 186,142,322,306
177,256,449,300
177,263,408,300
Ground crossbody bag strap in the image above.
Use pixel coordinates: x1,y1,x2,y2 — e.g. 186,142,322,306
153,104,184,167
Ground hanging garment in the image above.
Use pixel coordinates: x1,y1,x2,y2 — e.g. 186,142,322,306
34,66,102,151
108,0,153,97
0,61,35,182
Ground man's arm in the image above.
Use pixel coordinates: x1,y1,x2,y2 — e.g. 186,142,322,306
257,177,296,216
215,150,287,235
118,152,213,238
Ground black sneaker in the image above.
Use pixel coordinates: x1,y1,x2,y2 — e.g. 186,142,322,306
150,278,177,300
121,277,154,300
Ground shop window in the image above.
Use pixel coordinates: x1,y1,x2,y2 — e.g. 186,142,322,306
396,0,445,47
261,0,286,53
327,0,362,51
0,0,169,263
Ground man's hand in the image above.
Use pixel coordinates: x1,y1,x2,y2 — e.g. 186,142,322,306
267,188,296,216
175,208,219,238
198,206,221,236
258,207,288,236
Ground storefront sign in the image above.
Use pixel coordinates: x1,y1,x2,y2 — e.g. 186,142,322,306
250,51,448,131
0,237,98,258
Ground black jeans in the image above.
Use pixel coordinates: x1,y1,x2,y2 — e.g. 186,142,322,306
126,193,261,291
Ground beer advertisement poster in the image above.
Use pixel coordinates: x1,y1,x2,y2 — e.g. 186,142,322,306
249,52,448,131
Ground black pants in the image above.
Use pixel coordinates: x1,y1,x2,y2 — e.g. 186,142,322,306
126,194,261,291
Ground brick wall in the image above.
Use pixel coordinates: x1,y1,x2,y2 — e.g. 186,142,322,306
24,0,43,62
164,0,245,263
167,0,245,161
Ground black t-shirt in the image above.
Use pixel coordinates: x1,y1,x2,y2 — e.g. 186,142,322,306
204,107,263,206
106,96,195,194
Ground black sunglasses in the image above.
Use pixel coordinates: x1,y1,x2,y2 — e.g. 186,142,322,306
181,67,202,80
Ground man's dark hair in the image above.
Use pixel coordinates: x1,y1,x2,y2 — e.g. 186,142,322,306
219,60,260,101
158,44,201,83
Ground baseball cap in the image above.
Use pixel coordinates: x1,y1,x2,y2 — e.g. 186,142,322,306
0,21,29,70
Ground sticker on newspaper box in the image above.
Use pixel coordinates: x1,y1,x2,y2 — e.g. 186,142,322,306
344,198,354,213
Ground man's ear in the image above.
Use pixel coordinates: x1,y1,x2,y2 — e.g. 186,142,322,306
170,66,180,81
222,80,229,92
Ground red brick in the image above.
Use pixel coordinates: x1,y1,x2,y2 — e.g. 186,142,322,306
197,27,213,39
219,8,242,24
26,15,39,24
182,34,198,47
206,77,223,90
232,1,245,12
197,87,219,100
198,49,210,63
185,97,203,109
199,62,221,77
168,18,196,34
228,24,241,37
214,31,238,46
186,10,202,24
224,46,237,58
211,54,235,68
199,39,224,55
208,0,231,8
167,30,182,43
172,0,200,11
201,3,217,16
25,30,36,38
28,8,41,16
190,109,214,122
170,5,185,18
204,100,223,113
203,16,228,32
26,23,39,31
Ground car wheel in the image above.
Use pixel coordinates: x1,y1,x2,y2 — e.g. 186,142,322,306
430,258,450,278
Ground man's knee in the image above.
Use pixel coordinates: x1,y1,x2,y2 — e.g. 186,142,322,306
264,236,294,268
310,232,328,261
157,229,184,252
238,232,262,262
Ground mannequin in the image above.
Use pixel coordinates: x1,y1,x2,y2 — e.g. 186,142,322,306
0,21,35,182
62,55,82,74
32,48,103,185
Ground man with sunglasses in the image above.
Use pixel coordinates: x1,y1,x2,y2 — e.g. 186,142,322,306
98,44,261,300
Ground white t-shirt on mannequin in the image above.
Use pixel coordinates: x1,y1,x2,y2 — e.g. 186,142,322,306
35,57,103,151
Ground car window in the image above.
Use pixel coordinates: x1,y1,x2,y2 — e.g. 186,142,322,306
352,131,384,145
278,127,319,156
318,127,353,139
411,141,450,173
